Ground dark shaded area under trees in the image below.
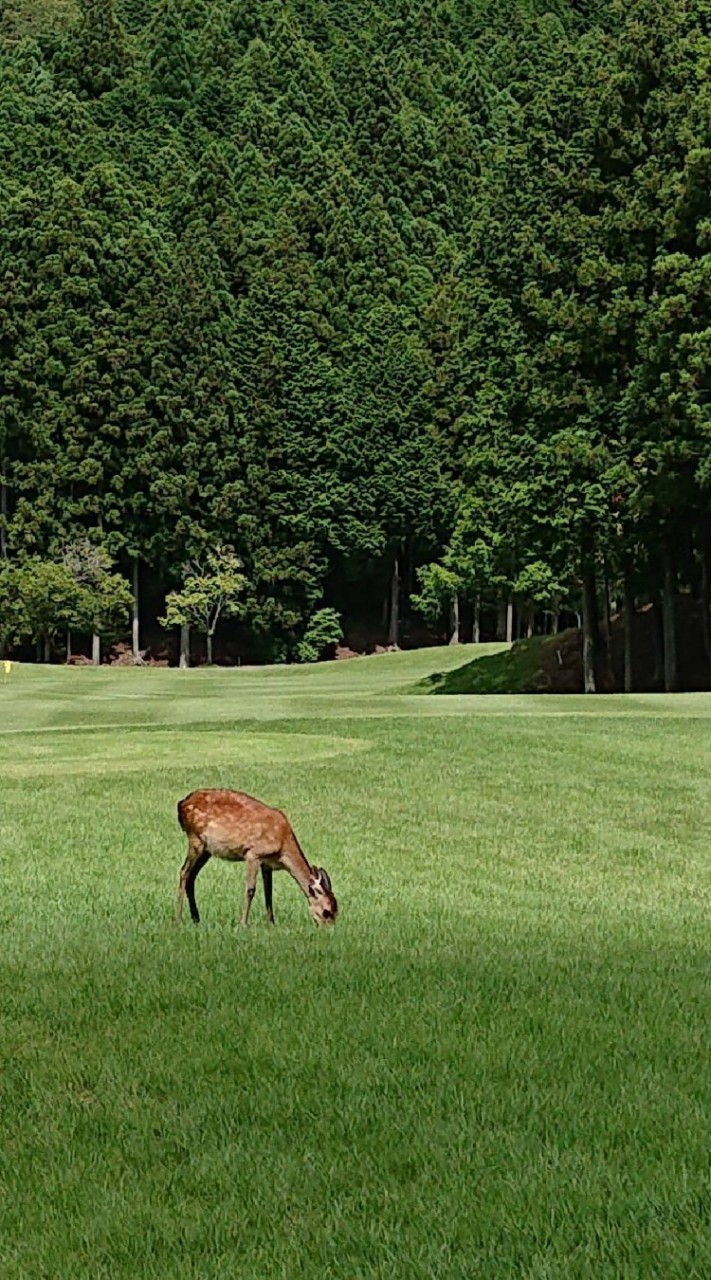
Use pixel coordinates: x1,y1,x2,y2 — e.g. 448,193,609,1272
0,0,709,688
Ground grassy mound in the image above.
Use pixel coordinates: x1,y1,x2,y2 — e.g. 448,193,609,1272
421,600,711,696
420,629,585,695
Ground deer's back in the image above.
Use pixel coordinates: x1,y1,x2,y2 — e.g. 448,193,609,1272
178,788,291,860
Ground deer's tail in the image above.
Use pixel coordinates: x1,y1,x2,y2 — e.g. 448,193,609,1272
177,795,191,832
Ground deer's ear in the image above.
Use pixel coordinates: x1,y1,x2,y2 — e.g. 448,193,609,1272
308,883,317,897
319,868,332,892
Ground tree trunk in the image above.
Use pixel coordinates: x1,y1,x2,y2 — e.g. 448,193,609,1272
552,612,560,634
406,548,416,595
206,631,214,666
496,600,506,642
43,636,51,664
505,600,514,644
651,592,664,688
623,572,635,694
132,556,140,662
701,545,711,670
0,478,7,560
179,624,190,669
661,545,677,693
66,629,72,665
92,633,100,666
526,606,534,639
388,556,400,647
449,594,460,645
473,595,481,644
581,566,598,694
600,572,614,687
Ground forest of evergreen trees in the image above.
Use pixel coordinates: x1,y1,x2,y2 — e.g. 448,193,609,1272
0,0,709,688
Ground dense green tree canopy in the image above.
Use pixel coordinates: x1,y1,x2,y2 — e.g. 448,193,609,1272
0,0,708,686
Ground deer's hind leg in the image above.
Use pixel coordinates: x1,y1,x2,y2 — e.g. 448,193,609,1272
177,837,209,924
261,865,275,925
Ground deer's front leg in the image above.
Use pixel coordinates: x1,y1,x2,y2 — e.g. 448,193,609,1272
240,857,259,927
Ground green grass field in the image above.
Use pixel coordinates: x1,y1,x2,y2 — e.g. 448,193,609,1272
1,648,711,1279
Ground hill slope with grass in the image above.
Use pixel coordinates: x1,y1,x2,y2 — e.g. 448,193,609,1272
420,631,588,695
422,603,711,695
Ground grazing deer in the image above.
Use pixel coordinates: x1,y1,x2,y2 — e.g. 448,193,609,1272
176,788,338,928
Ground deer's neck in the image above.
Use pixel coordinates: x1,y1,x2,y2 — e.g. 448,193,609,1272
281,834,314,896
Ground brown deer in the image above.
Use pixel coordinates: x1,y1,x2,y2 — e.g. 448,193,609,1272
176,788,338,928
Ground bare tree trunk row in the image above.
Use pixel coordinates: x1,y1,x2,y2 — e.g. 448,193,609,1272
702,543,711,670
623,571,634,694
581,566,598,695
388,556,400,647
661,544,677,693
132,556,140,662
0,480,7,561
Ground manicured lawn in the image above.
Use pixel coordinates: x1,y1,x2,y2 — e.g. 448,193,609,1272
1,650,710,1278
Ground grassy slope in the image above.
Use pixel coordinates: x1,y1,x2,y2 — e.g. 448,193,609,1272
419,637,544,694
1,650,711,1278
419,632,591,694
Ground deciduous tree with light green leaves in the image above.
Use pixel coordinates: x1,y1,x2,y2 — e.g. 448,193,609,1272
161,547,246,667
62,538,133,664
14,558,85,662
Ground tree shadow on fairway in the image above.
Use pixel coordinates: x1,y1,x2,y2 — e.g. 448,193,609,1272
418,637,550,695
418,630,591,695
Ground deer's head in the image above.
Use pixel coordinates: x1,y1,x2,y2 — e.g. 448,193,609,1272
307,867,338,926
